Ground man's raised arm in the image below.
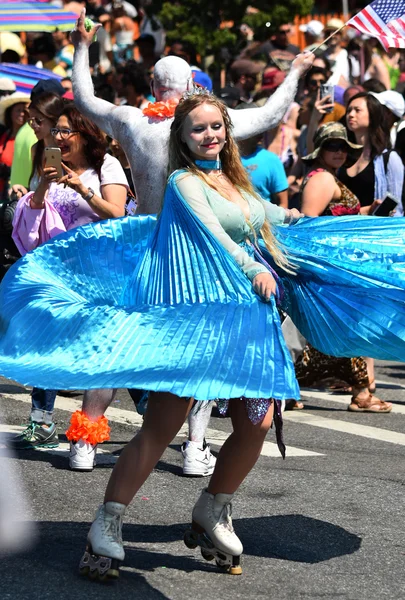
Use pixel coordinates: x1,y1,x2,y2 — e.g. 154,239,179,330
71,10,142,139
229,53,315,141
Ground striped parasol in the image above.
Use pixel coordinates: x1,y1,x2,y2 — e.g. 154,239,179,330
0,62,62,94
0,1,78,32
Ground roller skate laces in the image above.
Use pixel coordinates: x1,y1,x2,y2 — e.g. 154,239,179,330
184,489,243,575
79,502,125,582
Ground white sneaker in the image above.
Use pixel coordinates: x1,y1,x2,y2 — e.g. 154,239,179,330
69,439,97,471
181,440,216,476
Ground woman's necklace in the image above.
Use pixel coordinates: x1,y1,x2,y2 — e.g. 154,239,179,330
195,158,222,173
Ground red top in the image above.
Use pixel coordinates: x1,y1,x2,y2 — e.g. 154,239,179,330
0,131,16,196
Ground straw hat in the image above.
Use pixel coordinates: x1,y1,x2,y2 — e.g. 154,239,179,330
0,32,25,58
0,92,30,125
302,122,363,164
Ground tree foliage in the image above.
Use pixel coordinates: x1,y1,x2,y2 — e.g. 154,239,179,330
148,0,314,59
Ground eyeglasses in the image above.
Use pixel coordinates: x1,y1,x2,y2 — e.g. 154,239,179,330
278,29,291,35
323,141,348,152
51,127,78,139
28,116,46,128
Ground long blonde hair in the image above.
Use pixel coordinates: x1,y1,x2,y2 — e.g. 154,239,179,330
169,93,292,272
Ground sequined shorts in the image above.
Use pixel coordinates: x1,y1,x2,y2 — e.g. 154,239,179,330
216,397,285,458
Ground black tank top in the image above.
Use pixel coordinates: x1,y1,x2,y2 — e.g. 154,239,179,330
339,161,375,207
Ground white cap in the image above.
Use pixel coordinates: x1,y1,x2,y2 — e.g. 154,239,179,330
299,20,324,37
369,90,405,119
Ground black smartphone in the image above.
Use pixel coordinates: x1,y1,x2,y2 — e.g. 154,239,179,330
372,192,399,216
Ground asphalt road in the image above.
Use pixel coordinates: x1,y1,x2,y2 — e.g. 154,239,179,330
1,360,405,600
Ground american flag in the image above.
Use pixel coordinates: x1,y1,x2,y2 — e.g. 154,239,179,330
347,0,405,49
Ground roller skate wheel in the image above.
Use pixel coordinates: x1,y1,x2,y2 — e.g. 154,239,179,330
107,568,120,579
229,565,243,576
79,566,90,576
201,548,215,561
215,558,228,569
89,569,99,580
184,529,199,549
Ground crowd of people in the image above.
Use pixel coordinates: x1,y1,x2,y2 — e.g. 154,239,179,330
1,5,405,582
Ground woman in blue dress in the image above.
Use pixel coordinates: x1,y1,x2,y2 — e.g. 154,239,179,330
77,91,301,579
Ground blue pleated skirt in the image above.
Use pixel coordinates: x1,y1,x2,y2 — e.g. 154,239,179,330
0,176,404,398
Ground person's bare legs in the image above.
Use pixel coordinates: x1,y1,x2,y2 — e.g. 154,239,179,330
82,389,116,420
366,357,376,392
207,399,274,495
104,392,194,505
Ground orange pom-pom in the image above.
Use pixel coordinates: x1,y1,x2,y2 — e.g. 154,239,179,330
142,99,178,119
66,410,111,445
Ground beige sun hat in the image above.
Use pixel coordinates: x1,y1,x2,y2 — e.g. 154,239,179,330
302,122,363,164
0,32,25,58
0,92,30,125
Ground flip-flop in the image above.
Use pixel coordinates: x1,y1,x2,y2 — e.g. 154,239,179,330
348,397,392,413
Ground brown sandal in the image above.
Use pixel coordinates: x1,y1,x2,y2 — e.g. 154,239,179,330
348,394,392,413
285,400,304,411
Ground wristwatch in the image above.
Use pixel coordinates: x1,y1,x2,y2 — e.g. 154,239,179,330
83,187,95,202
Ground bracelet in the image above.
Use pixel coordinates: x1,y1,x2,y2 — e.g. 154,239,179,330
82,187,95,202
283,209,292,225
30,198,45,209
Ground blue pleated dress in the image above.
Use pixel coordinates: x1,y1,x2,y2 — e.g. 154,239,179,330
0,171,404,401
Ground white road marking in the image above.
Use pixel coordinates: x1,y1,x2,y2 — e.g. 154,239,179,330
0,391,322,458
284,411,405,446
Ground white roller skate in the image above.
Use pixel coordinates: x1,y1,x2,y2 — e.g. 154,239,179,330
79,502,126,581
184,488,243,575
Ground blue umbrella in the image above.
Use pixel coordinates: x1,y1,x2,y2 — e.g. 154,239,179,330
0,63,62,94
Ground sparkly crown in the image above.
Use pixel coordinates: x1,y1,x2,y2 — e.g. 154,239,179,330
181,86,212,101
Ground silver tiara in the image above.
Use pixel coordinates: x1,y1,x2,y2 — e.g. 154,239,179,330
181,86,212,101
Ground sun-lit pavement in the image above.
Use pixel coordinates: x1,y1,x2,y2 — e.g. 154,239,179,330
1,360,405,600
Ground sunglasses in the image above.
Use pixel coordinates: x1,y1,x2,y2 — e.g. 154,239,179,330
322,140,348,152
28,116,46,128
51,127,78,140
278,29,291,35
309,78,326,86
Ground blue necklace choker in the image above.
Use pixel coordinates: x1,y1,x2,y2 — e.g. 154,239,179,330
195,158,222,171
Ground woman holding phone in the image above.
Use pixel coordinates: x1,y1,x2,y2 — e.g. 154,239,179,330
341,92,404,217
10,104,128,451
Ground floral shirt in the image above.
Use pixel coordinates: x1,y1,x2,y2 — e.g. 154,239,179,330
301,168,361,217
46,154,128,230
